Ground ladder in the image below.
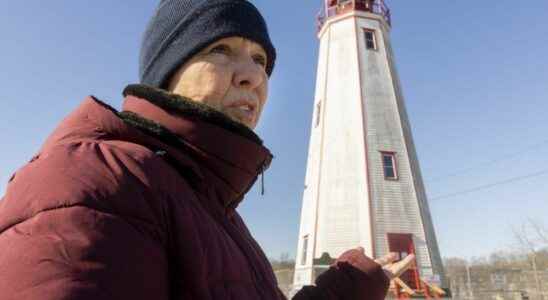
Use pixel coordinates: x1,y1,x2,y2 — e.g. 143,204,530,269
390,277,446,299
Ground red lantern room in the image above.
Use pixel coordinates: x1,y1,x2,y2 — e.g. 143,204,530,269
317,0,391,31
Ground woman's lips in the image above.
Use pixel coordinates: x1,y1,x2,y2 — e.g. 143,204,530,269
226,100,257,126
228,105,255,125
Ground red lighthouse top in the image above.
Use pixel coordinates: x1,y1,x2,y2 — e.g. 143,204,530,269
318,0,391,31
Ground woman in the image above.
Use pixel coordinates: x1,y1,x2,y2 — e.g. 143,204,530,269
0,0,413,299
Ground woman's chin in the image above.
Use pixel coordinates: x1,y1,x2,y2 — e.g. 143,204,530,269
225,112,256,129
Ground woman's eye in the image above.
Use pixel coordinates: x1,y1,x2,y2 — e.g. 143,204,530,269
209,44,231,55
253,55,267,68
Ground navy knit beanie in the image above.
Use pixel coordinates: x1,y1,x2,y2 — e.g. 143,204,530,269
139,0,276,89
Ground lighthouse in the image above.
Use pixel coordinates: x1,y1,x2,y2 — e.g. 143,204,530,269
293,0,448,297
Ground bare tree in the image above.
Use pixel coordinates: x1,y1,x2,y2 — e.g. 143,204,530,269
280,252,290,263
513,219,547,300
529,218,548,245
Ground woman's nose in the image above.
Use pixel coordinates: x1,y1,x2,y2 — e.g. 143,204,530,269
232,58,265,90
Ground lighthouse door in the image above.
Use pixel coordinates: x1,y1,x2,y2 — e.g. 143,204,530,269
386,233,420,290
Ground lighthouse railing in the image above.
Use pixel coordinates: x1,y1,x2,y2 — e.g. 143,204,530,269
317,0,391,31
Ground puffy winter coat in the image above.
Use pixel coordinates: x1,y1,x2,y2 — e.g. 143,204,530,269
0,85,389,300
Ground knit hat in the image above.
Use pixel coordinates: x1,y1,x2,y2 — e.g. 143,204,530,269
139,0,276,89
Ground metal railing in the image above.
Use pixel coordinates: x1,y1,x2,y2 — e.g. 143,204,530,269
317,0,391,31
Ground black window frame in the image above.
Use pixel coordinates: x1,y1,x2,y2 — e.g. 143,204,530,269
301,235,309,265
381,151,398,180
364,29,377,50
315,101,322,128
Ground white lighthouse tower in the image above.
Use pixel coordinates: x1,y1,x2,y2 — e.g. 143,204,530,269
293,0,448,297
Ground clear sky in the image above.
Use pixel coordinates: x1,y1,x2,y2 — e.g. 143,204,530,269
1,1,547,261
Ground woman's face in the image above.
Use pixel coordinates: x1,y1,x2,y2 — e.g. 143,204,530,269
167,37,269,129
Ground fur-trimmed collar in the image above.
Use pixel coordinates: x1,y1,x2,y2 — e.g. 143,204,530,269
119,84,273,209
122,84,263,146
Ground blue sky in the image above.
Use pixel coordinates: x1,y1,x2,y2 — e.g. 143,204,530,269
1,1,547,261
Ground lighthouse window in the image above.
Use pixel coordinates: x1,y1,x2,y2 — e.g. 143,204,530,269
381,152,398,180
364,30,376,50
301,235,309,265
315,101,322,128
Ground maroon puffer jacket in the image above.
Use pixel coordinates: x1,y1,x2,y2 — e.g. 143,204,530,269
0,85,389,300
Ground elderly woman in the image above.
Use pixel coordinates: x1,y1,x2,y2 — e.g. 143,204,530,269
0,0,413,299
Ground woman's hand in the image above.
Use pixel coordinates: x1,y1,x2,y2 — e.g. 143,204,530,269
336,247,416,279
374,251,416,279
